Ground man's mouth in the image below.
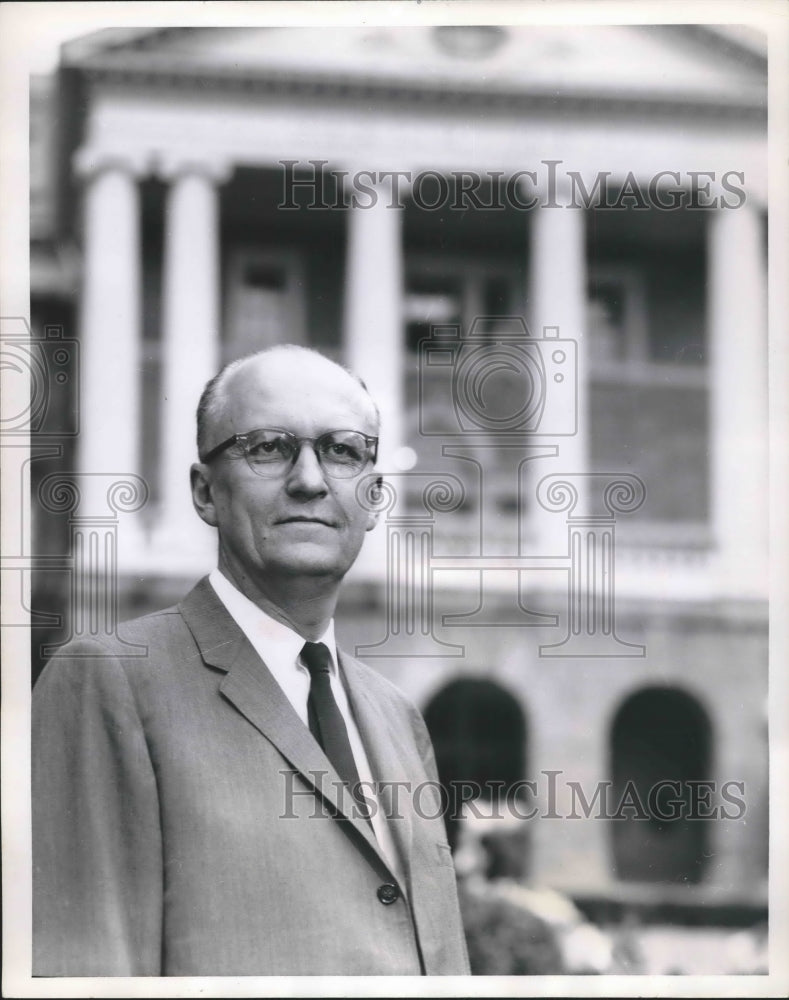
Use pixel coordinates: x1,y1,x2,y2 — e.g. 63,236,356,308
276,516,335,527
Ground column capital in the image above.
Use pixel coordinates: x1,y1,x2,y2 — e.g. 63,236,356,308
537,473,646,520
38,472,149,519
355,471,466,520
156,154,233,186
73,145,151,182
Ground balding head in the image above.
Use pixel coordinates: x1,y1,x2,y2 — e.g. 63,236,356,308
196,345,379,463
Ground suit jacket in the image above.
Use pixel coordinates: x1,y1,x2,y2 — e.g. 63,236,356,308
32,578,470,977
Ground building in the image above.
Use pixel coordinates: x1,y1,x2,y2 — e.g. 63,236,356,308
29,24,768,917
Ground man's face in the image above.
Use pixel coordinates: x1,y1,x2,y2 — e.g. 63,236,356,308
192,352,379,593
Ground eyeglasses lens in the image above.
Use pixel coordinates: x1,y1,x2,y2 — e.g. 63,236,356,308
243,430,371,478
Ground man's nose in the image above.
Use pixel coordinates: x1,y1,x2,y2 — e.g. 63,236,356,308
284,442,329,497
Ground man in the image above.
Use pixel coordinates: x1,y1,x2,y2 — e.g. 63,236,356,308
33,346,470,977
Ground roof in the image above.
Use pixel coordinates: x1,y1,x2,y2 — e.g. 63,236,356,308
59,24,766,113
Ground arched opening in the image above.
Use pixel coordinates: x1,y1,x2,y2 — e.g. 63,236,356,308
423,678,527,872
610,686,712,884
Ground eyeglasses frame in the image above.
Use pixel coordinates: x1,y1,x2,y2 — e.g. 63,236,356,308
202,427,379,478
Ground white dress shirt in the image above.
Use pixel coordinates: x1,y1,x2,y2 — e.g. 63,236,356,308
208,569,404,885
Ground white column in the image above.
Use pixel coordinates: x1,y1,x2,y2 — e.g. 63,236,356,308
342,181,405,582
343,181,405,468
158,160,229,552
708,204,768,595
528,190,589,550
75,151,144,531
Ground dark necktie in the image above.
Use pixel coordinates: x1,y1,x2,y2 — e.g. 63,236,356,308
301,641,370,820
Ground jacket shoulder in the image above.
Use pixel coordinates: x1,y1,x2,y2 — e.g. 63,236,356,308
33,602,197,700
340,649,412,703
47,603,187,657
339,650,432,734
340,651,440,778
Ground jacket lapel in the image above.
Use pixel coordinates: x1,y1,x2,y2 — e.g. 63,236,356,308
178,579,386,867
339,651,416,886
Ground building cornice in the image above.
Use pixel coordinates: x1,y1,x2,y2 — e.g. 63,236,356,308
70,57,765,125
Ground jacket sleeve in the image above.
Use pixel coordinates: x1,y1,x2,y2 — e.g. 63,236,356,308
32,642,163,976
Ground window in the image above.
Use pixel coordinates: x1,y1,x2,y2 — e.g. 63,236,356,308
403,257,524,536
587,263,706,376
587,263,709,527
224,249,306,363
610,687,712,884
587,265,649,370
404,257,521,355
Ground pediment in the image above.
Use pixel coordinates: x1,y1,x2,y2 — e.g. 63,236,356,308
62,24,765,108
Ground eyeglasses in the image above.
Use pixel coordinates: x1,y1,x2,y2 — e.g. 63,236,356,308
203,428,378,479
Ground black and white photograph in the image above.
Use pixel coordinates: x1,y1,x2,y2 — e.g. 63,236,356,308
1,1,787,995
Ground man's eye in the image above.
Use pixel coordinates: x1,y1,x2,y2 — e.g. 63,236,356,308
249,439,286,459
325,441,362,462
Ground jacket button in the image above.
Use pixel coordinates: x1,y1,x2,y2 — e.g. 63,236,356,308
377,883,400,905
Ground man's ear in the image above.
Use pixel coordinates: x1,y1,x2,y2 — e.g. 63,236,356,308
190,463,219,528
365,475,384,532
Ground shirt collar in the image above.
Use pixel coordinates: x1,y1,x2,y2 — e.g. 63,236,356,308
208,568,337,673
